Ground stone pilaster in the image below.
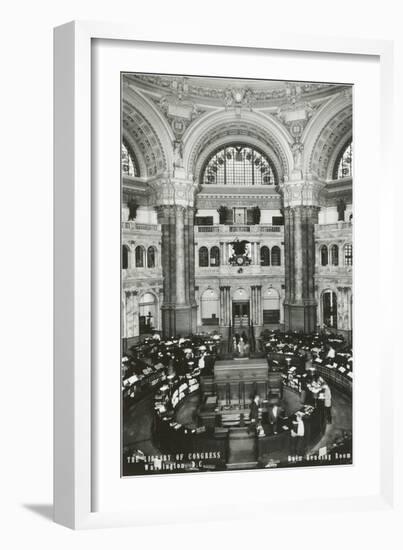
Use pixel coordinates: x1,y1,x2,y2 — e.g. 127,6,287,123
220,286,231,326
249,285,262,326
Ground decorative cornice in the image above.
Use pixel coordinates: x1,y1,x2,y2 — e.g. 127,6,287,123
127,74,345,105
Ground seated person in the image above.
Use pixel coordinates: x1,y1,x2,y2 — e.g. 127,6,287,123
306,372,325,404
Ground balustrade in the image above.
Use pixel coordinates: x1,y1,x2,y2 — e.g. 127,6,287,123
122,221,161,232
196,224,282,234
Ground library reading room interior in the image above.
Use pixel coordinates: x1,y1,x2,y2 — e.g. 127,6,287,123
121,74,353,475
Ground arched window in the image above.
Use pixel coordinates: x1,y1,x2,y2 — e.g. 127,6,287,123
331,245,339,266
201,144,278,186
210,246,220,266
122,245,129,269
271,246,281,266
260,246,270,266
147,246,156,268
139,292,158,334
321,245,328,266
121,142,139,177
135,246,145,267
200,289,219,325
334,141,353,179
199,246,209,267
344,244,353,266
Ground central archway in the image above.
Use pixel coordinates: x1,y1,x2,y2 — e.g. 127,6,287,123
183,110,293,182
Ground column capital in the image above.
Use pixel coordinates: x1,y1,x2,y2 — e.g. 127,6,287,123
148,176,198,208
280,177,325,208
174,204,186,216
155,204,173,223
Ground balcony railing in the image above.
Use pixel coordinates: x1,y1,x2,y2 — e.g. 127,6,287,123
122,221,161,232
315,221,352,231
196,224,282,234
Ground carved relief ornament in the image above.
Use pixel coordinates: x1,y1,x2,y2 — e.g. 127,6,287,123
148,177,198,208
281,179,325,208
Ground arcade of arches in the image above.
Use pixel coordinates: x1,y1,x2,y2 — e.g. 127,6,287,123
121,75,353,348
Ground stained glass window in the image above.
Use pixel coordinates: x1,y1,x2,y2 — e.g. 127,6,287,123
122,142,139,177
335,142,353,179
202,144,277,186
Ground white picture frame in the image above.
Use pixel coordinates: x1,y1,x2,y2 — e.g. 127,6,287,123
54,21,398,530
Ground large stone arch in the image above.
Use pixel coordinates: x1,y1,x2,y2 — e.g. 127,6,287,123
122,87,174,177
182,110,293,183
302,91,353,180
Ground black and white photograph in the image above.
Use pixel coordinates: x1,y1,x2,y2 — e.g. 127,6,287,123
121,73,353,476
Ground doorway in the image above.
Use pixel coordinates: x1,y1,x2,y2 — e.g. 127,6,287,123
139,292,158,334
233,301,250,329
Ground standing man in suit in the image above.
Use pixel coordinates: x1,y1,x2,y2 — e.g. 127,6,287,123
268,403,284,435
290,412,305,457
323,384,332,424
249,394,260,434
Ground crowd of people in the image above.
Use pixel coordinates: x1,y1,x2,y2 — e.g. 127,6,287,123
122,333,220,406
122,329,352,461
262,329,353,375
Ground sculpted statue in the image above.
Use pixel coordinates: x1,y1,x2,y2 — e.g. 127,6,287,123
173,140,183,168
224,88,233,108
337,199,346,221
292,141,304,170
127,199,138,221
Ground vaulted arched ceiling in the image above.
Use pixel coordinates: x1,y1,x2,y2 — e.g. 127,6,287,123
303,91,353,181
122,101,168,177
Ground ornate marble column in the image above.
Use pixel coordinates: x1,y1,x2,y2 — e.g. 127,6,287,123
337,286,353,343
221,286,231,326
195,286,201,327
220,286,225,326
175,206,186,304
186,207,197,332
282,178,323,332
256,285,262,326
153,176,198,336
250,286,255,324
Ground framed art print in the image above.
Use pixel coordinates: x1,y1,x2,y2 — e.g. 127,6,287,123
54,22,398,529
